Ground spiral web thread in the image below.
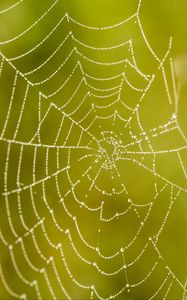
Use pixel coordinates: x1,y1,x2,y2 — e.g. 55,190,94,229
0,0,187,299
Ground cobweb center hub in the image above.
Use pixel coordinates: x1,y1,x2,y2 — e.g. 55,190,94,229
97,134,121,170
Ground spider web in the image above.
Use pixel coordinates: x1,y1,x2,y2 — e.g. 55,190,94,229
0,0,187,299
